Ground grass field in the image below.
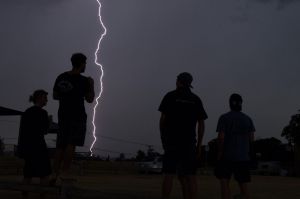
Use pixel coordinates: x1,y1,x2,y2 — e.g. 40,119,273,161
0,157,299,198
1,174,300,199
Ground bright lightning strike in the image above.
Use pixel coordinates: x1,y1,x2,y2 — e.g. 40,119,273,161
90,0,107,156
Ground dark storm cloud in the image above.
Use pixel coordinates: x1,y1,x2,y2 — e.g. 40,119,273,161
228,0,300,23
0,0,100,150
99,0,300,152
253,0,300,9
1,0,300,156
1,0,64,5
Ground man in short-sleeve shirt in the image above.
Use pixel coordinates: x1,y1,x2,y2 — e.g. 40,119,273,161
215,93,255,199
54,71,90,147
159,72,207,199
52,53,95,181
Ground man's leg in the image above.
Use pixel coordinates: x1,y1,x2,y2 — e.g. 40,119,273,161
178,175,197,199
220,179,231,199
187,175,197,199
51,147,64,184
162,174,174,199
235,162,250,199
178,175,189,199
40,176,50,199
53,148,64,174
179,148,198,199
215,161,232,199
238,183,249,199
61,144,76,174
22,177,31,199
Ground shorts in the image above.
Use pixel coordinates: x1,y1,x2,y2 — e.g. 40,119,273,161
57,119,86,147
214,161,251,183
162,149,197,175
24,156,51,178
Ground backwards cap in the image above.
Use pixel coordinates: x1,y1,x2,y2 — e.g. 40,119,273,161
177,72,193,88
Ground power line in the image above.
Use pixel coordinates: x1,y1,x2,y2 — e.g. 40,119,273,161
1,134,163,153
98,135,162,149
99,135,148,146
80,146,134,156
92,147,135,155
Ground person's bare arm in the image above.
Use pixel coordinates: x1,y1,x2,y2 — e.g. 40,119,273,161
217,131,225,161
197,119,205,158
249,131,255,159
85,77,95,103
160,113,166,136
159,113,167,150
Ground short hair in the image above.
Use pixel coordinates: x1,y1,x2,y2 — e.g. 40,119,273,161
29,89,48,103
229,93,243,111
71,53,87,68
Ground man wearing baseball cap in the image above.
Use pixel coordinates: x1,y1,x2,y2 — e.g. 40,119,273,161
158,72,208,199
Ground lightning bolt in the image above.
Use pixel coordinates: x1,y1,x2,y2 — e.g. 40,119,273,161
90,0,107,156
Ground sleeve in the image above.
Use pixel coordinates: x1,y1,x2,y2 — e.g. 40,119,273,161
197,99,208,120
158,93,170,113
84,76,91,94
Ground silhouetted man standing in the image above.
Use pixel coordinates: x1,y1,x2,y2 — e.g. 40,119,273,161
215,93,255,199
52,53,95,182
159,72,207,199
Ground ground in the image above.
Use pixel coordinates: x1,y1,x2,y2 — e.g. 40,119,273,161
0,174,300,199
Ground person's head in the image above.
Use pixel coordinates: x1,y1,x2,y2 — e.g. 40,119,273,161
176,72,193,89
71,53,87,73
229,93,243,111
29,90,48,107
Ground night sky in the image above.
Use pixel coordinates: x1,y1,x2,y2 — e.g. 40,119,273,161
0,0,300,157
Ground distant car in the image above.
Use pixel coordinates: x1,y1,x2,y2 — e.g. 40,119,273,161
136,157,162,174
256,161,281,176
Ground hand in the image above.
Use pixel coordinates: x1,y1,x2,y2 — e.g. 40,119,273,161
87,77,94,88
48,115,53,123
196,145,202,160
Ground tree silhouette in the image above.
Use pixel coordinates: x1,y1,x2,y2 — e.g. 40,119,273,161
282,110,300,176
282,111,300,145
136,150,146,161
253,137,283,161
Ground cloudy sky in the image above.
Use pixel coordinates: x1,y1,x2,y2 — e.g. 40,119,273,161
0,0,299,157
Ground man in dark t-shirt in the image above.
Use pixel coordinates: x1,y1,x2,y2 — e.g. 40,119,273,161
159,72,207,199
52,53,95,181
215,93,255,199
